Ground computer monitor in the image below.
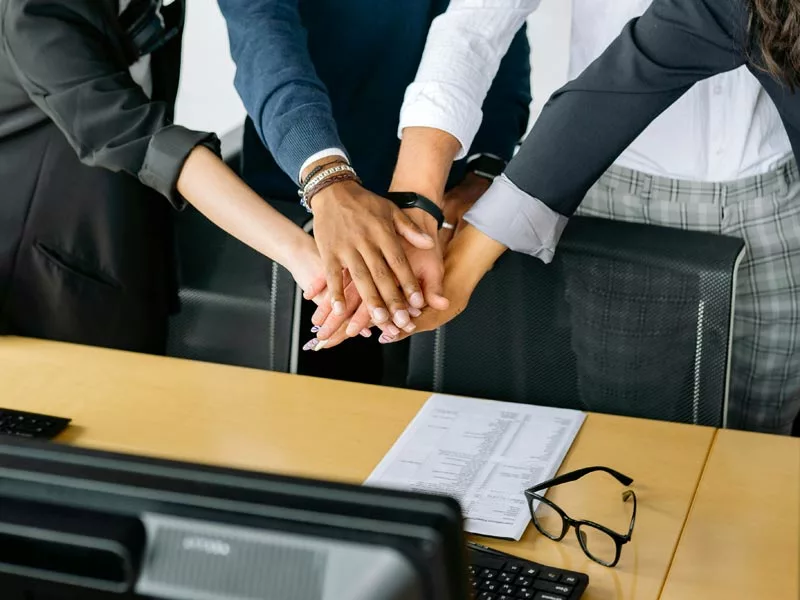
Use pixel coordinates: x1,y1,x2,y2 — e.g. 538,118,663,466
0,438,468,600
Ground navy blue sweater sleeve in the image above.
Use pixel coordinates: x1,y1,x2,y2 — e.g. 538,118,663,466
469,25,531,162
218,0,345,182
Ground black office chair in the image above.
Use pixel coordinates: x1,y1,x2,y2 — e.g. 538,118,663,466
407,217,745,427
166,126,309,372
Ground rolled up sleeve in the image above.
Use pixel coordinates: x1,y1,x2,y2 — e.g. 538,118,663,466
1,0,218,208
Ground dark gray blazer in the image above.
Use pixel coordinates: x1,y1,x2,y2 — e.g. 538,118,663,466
507,0,800,218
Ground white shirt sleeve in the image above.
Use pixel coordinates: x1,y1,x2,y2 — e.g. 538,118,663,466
398,0,541,158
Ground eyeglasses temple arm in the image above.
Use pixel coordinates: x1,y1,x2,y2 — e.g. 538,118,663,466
623,490,637,539
526,466,633,494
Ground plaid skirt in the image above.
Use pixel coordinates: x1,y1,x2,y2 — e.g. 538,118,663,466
576,159,800,434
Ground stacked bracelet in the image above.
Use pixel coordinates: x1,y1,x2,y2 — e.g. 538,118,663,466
298,164,361,212
299,158,347,188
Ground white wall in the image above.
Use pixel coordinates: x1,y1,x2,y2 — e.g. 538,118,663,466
175,0,572,136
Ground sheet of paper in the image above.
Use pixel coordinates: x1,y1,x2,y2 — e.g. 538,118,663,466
365,394,585,540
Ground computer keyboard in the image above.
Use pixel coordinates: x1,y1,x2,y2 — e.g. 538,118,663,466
468,542,588,600
0,408,70,439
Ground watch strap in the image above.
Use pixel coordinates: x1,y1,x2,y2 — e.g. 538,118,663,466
385,192,444,230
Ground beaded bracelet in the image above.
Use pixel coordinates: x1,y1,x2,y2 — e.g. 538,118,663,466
299,158,348,188
301,172,361,211
299,164,360,211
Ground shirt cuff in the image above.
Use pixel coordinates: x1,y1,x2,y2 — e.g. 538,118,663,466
298,148,349,182
463,174,569,264
140,125,221,210
398,81,484,160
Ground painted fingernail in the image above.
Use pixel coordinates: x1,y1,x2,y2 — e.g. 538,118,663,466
310,325,320,333
410,292,425,308
409,307,422,318
312,339,328,352
387,324,401,336
303,338,319,351
379,334,395,344
403,323,416,333
373,308,390,323
346,322,361,337
393,310,410,328
333,301,346,316
360,329,372,337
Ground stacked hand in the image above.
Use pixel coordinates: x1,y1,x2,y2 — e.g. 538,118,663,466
299,173,501,351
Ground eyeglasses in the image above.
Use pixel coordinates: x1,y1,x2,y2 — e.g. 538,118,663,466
524,466,637,567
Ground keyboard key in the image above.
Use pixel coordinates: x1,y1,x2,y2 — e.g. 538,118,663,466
499,584,516,595
533,593,566,600
506,562,524,574
515,576,533,587
478,593,496,600
523,566,539,577
540,570,561,582
517,591,535,599
480,581,500,592
560,575,578,585
480,569,498,580
533,581,573,595
498,572,515,583
472,554,508,570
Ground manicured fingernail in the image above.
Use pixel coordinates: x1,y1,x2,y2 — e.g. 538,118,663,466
409,307,422,318
311,326,320,333
312,339,328,352
303,338,319,351
316,326,331,340
393,310,410,327
403,323,416,333
333,301,346,316
379,334,395,344
373,308,390,323
346,322,360,337
360,329,372,337
410,292,425,308
387,324,401,336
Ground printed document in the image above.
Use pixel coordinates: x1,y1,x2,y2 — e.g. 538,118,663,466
365,394,585,540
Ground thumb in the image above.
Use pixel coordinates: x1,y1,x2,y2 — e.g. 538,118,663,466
303,275,327,303
420,268,450,311
393,208,435,250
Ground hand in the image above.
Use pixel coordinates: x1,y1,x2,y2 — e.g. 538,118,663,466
439,173,491,246
310,206,450,344
311,179,433,329
286,234,327,303
314,224,507,349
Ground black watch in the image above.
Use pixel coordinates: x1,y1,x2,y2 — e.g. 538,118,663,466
466,153,506,181
385,192,445,230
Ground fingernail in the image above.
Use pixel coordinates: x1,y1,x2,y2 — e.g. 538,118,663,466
410,292,425,308
387,324,401,336
403,323,416,333
409,307,422,318
373,308,390,323
303,338,319,351
311,326,320,333
393,310,410,328
316,326,331,340
346,322,360,337
360,329,372,337
379,334,395,344
312,339,328,352
333,301,346,316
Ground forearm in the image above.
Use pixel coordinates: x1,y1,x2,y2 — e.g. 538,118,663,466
177,147,314,269
390,126,462,206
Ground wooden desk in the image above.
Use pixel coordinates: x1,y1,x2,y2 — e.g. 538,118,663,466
0,337,715,600
661,429,800,600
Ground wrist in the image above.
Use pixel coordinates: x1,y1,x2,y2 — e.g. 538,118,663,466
447,224,506,284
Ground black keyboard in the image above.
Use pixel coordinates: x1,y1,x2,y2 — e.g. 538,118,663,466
0,408,71,439
468,542,588,600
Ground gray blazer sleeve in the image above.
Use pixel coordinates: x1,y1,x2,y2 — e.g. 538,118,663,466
0,0,219,208
505,0,748,218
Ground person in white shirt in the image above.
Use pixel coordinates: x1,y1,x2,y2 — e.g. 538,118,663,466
311,0,800,434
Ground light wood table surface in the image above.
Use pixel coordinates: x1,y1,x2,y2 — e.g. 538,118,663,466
0,337,715,600
661,429,800,600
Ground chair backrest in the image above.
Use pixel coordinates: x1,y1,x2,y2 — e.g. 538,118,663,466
407,217,745,427
166,125,309,372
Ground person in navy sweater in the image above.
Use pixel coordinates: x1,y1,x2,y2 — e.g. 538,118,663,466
218,0,531,380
